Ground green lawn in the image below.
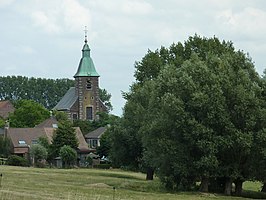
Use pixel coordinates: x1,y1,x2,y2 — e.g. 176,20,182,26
0,166,263,200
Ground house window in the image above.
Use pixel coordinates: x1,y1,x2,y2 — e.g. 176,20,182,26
86,80,92,90
18,140,27,146
90,139,98,148
86,106,93,120
31,139,38,145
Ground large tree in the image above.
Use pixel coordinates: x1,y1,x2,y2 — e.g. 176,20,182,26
9,99,50,128
50,121,78,159
113,35,266,195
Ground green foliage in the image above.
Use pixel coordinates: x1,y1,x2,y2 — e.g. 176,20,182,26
99,88,113,112
96,129,111,158
94,164,111,169
38,136,50,150
86,156,93,166
53,111,70,123
109,118,143,170
0,76,74,109
73,120,95,134
30,144,48,164
6,155,29,167
0,76,113,111
59,145,77,168
0,136,12,157
73,112,119,135
115,35,266,194
9,99,50,128
50,121,78,159
0,118,5,128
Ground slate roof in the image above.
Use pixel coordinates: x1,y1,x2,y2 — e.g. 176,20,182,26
85,127,107,139
53,87,78,111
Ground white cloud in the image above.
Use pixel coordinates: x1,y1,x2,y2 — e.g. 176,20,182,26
29,0,91,34
62,0,91,32
31,10,61,34
217,7,266,39
0,0,13,7
121,1,153,15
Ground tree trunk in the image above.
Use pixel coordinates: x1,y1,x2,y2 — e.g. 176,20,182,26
235,178,243,196
146,167,154,180
261,182,266,193
199,176,209,192
224,178,232,196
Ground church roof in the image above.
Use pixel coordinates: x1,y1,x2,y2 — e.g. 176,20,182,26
74,41,100,77
53,87,77,111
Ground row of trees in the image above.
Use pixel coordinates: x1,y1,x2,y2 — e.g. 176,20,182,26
0,76,113,111
104,35,266,196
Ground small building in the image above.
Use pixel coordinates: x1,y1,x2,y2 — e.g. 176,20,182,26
85,127,107,150
0,100,15,119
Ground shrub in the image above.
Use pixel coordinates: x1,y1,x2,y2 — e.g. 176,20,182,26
30,144,47,166
59,145,77,168
6,155,29,167
94,164,111,169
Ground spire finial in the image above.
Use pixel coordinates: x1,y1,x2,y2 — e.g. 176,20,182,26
84,26,88,43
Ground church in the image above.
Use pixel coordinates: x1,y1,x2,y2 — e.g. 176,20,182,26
54,35,107,121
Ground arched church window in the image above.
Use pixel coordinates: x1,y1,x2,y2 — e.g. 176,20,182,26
86,80,92,90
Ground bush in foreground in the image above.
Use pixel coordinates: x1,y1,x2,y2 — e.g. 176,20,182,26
6,155,29,167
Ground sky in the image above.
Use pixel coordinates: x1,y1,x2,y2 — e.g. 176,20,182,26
0,0,266,116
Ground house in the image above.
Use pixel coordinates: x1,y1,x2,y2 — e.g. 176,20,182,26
85,127,107,150
6,117,90,166
0,100,15,119
54,34,107,121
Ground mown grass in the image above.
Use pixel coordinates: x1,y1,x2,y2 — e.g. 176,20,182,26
0,165,264,200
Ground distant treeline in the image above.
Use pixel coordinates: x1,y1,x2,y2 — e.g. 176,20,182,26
0,76,74,109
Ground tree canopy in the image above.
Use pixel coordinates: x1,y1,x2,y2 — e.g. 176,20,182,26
109,35,266,195
50,121,78,159
9,99,50,128
0,76,113,111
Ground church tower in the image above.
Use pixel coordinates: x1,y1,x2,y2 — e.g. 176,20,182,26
74,34,100,121
54,31,107,121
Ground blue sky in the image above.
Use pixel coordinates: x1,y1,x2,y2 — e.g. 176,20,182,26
1,0,266,116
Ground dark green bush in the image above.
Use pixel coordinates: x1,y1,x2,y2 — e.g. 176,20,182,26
240,190,266,199
6,155,29,167
94,164,111,169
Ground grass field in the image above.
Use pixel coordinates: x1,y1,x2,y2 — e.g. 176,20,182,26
0,166,263,200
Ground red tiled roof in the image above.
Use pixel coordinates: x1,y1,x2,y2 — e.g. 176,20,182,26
7,126,89,153
0,100,15,119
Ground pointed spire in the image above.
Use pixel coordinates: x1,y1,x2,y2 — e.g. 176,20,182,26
84,26,88,43
74,28,100,77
